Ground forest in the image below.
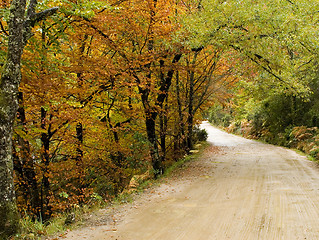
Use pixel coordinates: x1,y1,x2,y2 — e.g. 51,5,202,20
0,0,319,239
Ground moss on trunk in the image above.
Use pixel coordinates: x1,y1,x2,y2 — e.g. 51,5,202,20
0,201,20,239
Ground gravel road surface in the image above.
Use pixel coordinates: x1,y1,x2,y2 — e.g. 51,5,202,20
60,122,319,240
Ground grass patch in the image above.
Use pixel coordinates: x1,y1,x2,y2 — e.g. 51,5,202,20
11,204,103,239
292,148,318,162
113,191,135,205
162,141,209,178
12,215,66,240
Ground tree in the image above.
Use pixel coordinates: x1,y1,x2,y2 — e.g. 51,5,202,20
0,0,57,237
73,0,184,176
199,0,319,145
184,0,318,96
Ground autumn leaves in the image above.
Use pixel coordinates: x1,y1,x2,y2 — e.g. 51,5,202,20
0,0,237,226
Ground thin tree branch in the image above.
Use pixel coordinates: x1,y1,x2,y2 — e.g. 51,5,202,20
29,7,59,27
0,20,9,36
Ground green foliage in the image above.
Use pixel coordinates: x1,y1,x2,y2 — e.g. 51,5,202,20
192,126,208,142
208,105,232,127
59,0,110,18
184,0,319,96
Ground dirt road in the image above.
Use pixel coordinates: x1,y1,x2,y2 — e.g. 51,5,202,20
61,122,319,240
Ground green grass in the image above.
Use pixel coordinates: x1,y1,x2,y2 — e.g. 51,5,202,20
12,215,65,240
11,204,100,239
162,142,209,178
113,191,135,205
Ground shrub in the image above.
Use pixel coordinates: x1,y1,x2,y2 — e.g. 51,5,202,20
192,126,208,142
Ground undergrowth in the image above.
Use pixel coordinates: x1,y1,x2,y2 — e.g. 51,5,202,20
223,120,319,163
11,142,208,240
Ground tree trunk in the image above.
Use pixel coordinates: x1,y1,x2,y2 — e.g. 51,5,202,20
0,0,57,236
187,78,194,151
159,104,168,164
159,112,166,162
40,107,52,221
76,122,84,162
13,92,41,219
0,93,20,237
0,0,28,236
186,50,201,151
75,34,87,163
174,71,187,156
145,111,162,177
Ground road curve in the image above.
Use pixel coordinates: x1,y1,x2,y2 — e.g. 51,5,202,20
61,122,319,240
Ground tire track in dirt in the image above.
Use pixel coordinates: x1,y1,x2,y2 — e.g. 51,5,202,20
59,122,319,240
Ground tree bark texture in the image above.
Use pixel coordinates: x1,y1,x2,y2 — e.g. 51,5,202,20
0,0,57,236
0,0,27,237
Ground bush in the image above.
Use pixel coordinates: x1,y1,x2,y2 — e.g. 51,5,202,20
193,126,208,142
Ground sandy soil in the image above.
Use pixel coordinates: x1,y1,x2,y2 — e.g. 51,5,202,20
58,121,319,240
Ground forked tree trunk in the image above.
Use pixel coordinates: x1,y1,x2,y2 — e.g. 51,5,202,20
140,54,182,177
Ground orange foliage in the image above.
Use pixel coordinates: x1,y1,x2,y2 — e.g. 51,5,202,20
8,0,238,219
